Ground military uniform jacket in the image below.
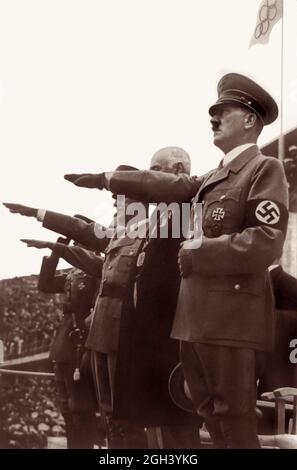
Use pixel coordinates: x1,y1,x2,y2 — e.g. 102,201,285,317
40,209,145,354
86,213,200,426
38,253,99,363
86,234,144,353
109,145,289,351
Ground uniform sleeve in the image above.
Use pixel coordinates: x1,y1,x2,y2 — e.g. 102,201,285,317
42,211,109,252
38,255,67,293
53,244,104,278
109,170,202,203
191,157,289,275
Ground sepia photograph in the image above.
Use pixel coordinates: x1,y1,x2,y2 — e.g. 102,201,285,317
0,0,297,460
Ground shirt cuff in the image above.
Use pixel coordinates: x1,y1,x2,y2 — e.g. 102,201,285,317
37,209,46,222
104,172,113,190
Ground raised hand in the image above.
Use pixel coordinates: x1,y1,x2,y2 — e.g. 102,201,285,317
178,245,193,278
2,203,38,218
20,239,55,250
178,238,203,277
64,173,105,189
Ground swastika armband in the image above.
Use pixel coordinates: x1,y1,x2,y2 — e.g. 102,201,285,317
245,199,288,235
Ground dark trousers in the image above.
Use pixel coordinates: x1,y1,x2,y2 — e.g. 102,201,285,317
91,351,199,449
180,341,260,449
146,425,200,449
54,361,99,449
91,351,148,449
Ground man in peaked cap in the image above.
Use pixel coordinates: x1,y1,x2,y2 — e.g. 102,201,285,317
64,73,289,448
174,73,288,449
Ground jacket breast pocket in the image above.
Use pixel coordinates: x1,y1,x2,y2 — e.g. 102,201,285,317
116,255,135,273
104,253,138,289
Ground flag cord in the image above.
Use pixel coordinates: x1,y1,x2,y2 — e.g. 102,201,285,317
278,0,285,161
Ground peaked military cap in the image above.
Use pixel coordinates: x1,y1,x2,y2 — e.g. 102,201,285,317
288,145,297,153
209,73,278,125
168,363,195,413
73,214,94,224
115,164,139,171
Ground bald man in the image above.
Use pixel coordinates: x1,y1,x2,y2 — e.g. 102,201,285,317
67,147,201,448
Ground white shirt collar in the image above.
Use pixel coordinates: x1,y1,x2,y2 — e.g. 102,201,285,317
268,264,280,272
223,143,255,167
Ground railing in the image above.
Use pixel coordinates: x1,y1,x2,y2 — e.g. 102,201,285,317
2,338,52,360
0,368,54,377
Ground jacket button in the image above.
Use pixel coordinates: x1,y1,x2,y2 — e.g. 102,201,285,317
201,200,205,205
129,250,134,255
108,265,112,270
234,284,241,291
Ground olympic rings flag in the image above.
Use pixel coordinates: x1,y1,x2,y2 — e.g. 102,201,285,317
249,0,283,47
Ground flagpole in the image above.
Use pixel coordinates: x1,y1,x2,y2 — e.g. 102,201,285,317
278,0,285,161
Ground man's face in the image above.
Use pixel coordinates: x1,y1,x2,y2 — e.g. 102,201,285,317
210,104,248,153
150,151,181,175
289,149,297,161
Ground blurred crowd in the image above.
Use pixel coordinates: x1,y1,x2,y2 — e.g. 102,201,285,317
0,376,65,448
0,274,67,448
0,275,65,359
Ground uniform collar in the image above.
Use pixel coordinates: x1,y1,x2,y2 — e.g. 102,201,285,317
223,143,255,166
226,144,260,174
268,264,280,272
197,144,260,196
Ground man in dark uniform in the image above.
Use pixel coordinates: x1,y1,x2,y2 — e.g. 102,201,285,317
65,73,289,448
26,233,103,448
3,166,146,448
65,148,201,448
168,262,297,437
86,148,200,449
